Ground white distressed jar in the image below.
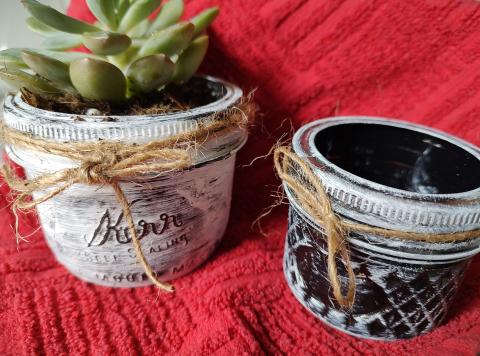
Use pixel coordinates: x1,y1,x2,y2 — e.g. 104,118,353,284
283,117,480,340
3,76,247,287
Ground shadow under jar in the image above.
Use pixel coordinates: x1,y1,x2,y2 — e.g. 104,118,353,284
283,117,480,340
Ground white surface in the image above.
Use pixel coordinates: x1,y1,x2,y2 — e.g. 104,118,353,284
35,156,238,287
0,0,68,96
0,0,68,47
0,0,69,161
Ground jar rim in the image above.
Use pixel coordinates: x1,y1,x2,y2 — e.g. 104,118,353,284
2,75,245,145
2,75,247,168
7,75,242,123
299,117,480,199
292,117,480,233
287,197,480,261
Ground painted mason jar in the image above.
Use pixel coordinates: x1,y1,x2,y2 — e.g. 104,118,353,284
283,117,480,340
3,76,247,287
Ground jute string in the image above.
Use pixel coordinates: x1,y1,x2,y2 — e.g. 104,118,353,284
274,146,480,308
0,101,254,292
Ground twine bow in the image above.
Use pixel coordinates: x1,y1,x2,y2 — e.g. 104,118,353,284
1,102,253,292
274,146,480,309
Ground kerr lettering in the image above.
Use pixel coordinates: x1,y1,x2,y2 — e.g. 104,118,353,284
87,206,183,247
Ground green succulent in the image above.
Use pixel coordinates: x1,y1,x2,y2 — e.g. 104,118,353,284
0,0,218,102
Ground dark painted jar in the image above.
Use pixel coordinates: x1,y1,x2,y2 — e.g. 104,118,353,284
283,117,480,340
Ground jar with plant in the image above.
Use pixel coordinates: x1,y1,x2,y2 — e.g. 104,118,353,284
0,0,252,289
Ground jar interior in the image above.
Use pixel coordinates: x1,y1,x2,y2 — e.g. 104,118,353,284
167,77,227,107
314,123,480,194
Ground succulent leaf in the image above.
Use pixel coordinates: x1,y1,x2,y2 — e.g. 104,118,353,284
36,49,101,63
118,0,161,33
115,0,130,20
0,68,63,95
21,50,71,86
139,22,194,58
1,48,99,69
26,17,60,36
128,19,150,38
191,7,219,37
148,0,184,34
86,0,117,30
82,32,132,55
42,33,83,51
22,0,100,34
70,58,126,101
0,49,29,69
127,54,175,92
172,35,209,83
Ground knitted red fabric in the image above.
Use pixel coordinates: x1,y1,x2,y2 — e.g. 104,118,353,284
1,1,479,354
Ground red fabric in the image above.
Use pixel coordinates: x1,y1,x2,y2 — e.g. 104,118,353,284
1,0,480,354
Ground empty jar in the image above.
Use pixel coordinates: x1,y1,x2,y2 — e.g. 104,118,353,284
283,117,480,340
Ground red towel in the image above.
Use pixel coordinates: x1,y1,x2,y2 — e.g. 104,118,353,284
1,0,479,354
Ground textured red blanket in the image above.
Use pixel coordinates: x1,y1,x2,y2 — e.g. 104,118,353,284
1,0,479,354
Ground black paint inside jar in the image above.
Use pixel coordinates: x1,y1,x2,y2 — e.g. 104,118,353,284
314,123,480,194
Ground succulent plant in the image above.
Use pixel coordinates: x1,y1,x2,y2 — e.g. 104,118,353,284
0,0,218,102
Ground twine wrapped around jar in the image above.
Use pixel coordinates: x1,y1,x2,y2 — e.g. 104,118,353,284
274,146,480,308
0,100,254,292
